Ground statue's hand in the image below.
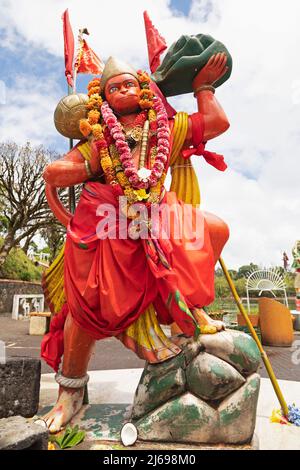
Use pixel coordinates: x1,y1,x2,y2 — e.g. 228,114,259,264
193,52,228,90
90,139,103,176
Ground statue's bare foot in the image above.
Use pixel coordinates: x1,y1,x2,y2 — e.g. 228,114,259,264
207,318,225,331
193,308,225,332
43,386,84,434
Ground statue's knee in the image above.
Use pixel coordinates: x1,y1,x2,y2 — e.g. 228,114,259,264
219,219,230,246
204,212,230,253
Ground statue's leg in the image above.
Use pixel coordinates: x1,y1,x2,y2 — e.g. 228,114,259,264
43,313,95,433
189,212,230,332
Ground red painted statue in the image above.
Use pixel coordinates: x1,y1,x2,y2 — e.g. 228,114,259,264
41,52,230,432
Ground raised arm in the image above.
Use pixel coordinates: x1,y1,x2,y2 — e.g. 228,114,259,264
43,141,103,227
43,141,102,188
186,53,230,142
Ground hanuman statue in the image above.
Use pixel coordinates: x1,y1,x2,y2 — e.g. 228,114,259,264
41,35,231,432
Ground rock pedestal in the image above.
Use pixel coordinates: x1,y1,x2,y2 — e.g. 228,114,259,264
131,329,261,445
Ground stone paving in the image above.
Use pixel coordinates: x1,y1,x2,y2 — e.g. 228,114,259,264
258,337,300,381
0,316,299,381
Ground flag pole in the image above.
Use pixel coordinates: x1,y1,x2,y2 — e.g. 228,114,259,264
67,27,87,212
67,31,79,214
67,83,75,214
62,9,76,213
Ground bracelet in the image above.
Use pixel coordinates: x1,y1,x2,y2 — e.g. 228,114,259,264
193,85,215,97
84,159,93,179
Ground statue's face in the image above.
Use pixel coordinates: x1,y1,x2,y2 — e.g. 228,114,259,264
104,73,140,115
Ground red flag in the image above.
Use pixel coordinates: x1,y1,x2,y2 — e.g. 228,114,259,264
62,9,75,87
75,39,104,75
143,11,167,73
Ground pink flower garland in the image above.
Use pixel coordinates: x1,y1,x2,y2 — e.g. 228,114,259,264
101,96,170,190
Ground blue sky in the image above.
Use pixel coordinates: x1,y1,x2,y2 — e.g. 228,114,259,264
0,0,299,267
170,0,192,15
0,0,198,154
0,1,195,153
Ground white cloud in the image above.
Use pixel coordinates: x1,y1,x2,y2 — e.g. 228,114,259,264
169,0,300,268
0,0,299,268
0,74,64,148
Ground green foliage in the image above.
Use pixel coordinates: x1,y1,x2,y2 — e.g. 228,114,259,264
210,265,297,314
0,214,9,232
0,238,42,281
236,263,259,279
49,425,85,449
215,267,224,277
214,275,245,298
284,272,296,295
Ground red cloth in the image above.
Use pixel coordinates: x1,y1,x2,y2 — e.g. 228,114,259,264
150,81,176,119
75,39,104,75
41,116,216,371
41,303,69,372
65,185,214,335
62,9,75,88
182,113,227,171
41,185,215,371
143,11,167,73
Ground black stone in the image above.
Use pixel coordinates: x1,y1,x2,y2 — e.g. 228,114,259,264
0,357,41,418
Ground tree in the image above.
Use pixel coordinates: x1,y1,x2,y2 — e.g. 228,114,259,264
236,263,260,279
0,142,59,267
215,267,224,277
40,218,66,263
39,184,83,262
22,234,37,256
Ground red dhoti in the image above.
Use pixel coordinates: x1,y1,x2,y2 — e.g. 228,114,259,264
62,181,214,341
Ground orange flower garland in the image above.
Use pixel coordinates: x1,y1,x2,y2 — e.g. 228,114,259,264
79,77,103,140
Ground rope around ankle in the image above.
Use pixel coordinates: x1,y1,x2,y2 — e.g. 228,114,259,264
55,372,90,389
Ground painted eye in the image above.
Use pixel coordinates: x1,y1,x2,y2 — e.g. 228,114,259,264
109,86,118,94
126,81,135,88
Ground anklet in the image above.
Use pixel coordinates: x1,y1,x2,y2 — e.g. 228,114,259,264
55,372,90,389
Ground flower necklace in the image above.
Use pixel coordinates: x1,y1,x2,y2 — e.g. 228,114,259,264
79,71,170,216
101,96,169,190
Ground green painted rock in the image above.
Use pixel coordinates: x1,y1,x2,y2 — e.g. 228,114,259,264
136,393,218,443
144,352,186,378
170,334,204,365
135,374,260,445
132,366,186,420
198,330,261,376
186,352,245,400
219,374,260,443
131,330,261,445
